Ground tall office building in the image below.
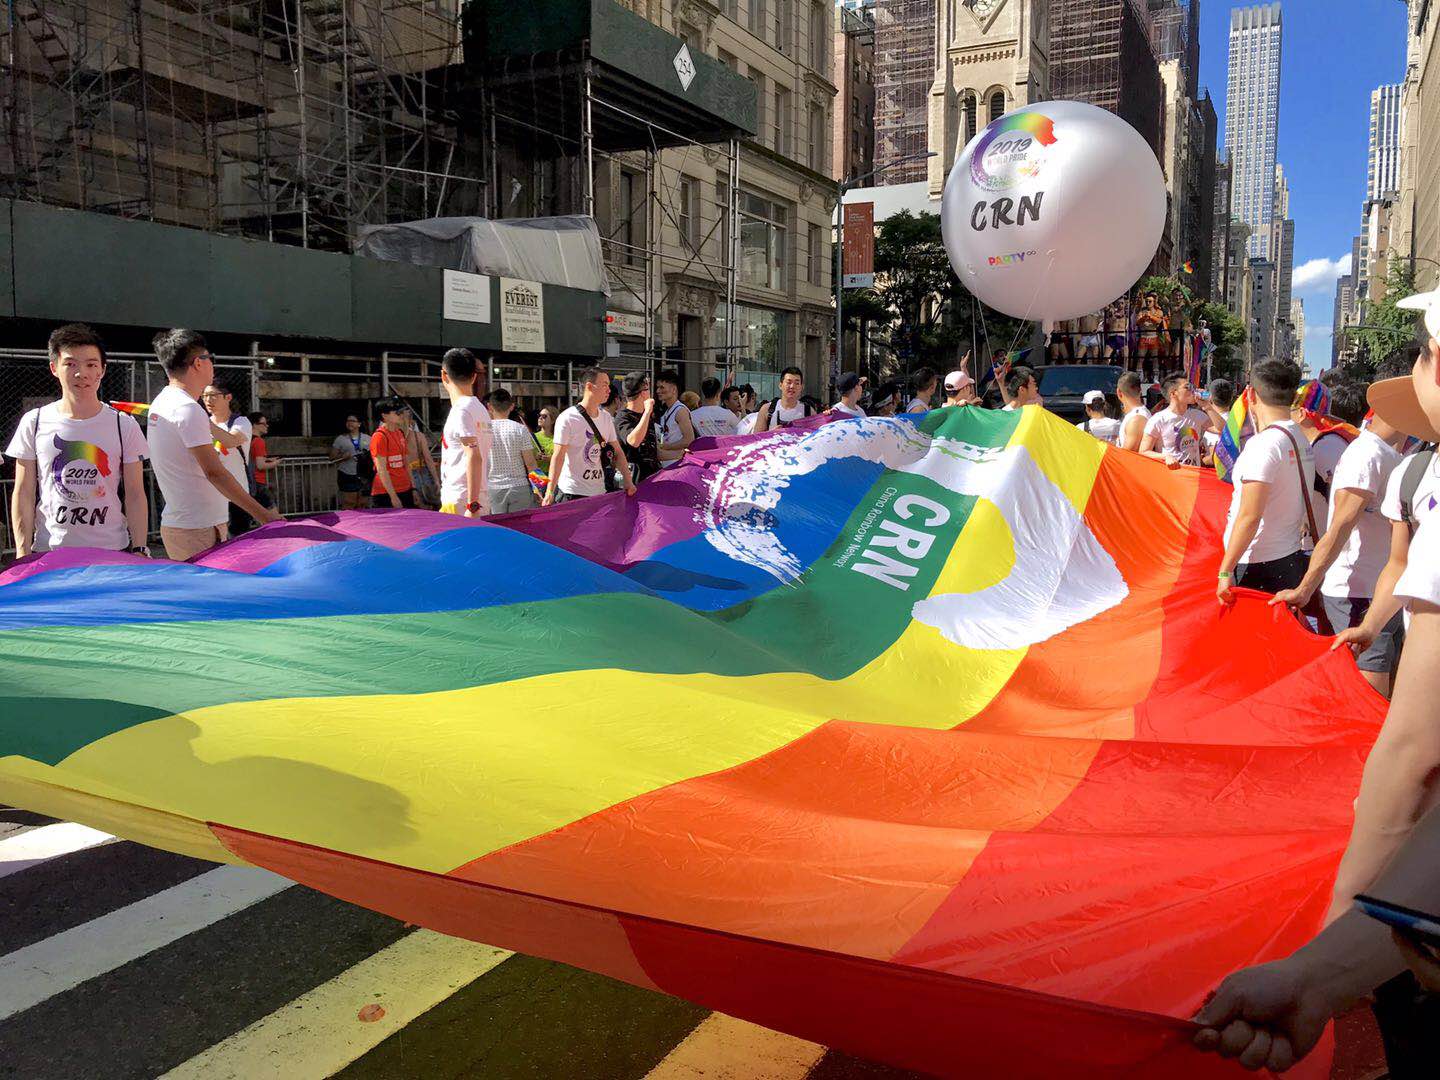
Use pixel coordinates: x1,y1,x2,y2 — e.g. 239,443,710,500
1225,4,1283,260
1369,83,1402,201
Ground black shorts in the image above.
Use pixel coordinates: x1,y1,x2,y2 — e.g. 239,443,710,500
553,491,590,503
371,488,417,509
337,472,364,493
1234,551,1306,594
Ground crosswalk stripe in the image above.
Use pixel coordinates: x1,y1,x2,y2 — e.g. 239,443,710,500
644,1012,826,1079
0,822,113,878
0,865,291,1021
161,930,512,1079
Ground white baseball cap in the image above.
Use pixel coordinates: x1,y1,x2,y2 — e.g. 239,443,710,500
944,369,974,391
1370,289,1440,440
1082,390,1105,406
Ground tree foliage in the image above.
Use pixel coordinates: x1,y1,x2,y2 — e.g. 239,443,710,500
851,210,1028,379
1347,260,1421,385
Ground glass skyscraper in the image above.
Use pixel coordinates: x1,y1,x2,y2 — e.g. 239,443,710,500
1225,4,1282,259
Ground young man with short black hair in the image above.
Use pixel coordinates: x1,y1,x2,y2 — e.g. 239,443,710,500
751,367,818,432
1115,371,1151,452
831,372,867,417
1140,374,1213,467
905,367,940,413
247,413,280,511
1001,366,1041,411
435,349,489,517
614,371,659,484
7,324,150,557
722,385,743,417
1216,360,1317,600
148,328,278,560
544,368,636,503
654,370,696,466
691,376,740,437
485,387,539,513
369,398,417,509
201,383,254,535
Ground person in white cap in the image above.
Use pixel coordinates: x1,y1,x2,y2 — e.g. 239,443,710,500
1193,290,1440,1077
1075,390,1119,443
941,367,978,407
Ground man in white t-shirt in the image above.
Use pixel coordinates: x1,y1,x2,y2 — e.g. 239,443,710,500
752,367,819,431
1217,361,1318,600
654,370,696,467
147,329,279,562
1115,372,1150,451
6,324,149,557
831,372,867,417
485,388,540,513
1140,374,1213,467
1000,366,1041,411
904,368,939,413
1191,314,1440,1072
201,383,254,535
437,348,491,517
542,368,636,504
1270,392,1412,694
1075,390,1120,443
690,376,740,438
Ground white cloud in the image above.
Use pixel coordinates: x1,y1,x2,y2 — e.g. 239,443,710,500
1292,255,1352,294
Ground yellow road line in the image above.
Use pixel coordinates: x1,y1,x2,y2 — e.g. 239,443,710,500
644,1012,826,1079
161,930,512,1079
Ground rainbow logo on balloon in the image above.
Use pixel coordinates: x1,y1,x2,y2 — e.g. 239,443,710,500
50,436,111,499
969,112,1058,193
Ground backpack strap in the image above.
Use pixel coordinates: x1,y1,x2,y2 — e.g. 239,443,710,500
1400,448,1436,530
1276,425,1321,549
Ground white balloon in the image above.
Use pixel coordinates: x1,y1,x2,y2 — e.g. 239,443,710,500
941,100,1167,323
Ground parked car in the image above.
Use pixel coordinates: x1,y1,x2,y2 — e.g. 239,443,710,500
1033,365,1125,423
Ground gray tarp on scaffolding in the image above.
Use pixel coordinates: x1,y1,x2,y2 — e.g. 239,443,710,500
355,216,608,295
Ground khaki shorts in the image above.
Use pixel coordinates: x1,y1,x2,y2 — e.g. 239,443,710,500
161,523,229,562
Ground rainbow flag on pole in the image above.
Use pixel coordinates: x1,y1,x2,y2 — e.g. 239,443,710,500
0,408,1378,1078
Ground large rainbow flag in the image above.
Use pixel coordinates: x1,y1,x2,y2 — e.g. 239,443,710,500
0,406,1383,1078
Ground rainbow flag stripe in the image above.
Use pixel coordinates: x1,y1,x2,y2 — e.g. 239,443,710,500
0,408,1379,1078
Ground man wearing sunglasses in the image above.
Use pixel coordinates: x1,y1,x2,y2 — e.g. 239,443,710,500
148,329,279,561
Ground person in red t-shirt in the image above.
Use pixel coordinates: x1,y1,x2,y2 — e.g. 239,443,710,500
370,398,416,508
246,412,281,510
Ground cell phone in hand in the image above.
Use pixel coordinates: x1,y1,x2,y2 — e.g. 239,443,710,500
1355,894,1440,949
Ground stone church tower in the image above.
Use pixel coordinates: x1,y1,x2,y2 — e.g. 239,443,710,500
928,0,1050,196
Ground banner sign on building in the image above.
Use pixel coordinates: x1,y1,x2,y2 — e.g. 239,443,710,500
500,277,546,353
442,269,492,323
842,202,875,289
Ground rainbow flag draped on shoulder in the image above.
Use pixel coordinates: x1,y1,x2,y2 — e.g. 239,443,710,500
0,407,1379,1079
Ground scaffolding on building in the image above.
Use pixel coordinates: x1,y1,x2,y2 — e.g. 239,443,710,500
2,0,484,251
1050,0,1165,155
473,0,752,387
871,0,932,185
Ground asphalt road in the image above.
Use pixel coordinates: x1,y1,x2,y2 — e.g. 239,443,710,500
0,807,922,1080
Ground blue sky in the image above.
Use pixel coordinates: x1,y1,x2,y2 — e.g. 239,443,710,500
1197,0,1409,369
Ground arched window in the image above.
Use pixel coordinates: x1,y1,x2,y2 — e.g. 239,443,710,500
989,90,1006,123
962,93,978,144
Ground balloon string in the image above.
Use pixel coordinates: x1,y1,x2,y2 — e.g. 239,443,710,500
1006,257,1056,358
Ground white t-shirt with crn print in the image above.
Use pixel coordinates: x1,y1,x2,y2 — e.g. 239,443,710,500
554,405,618,497
4,403,148,551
